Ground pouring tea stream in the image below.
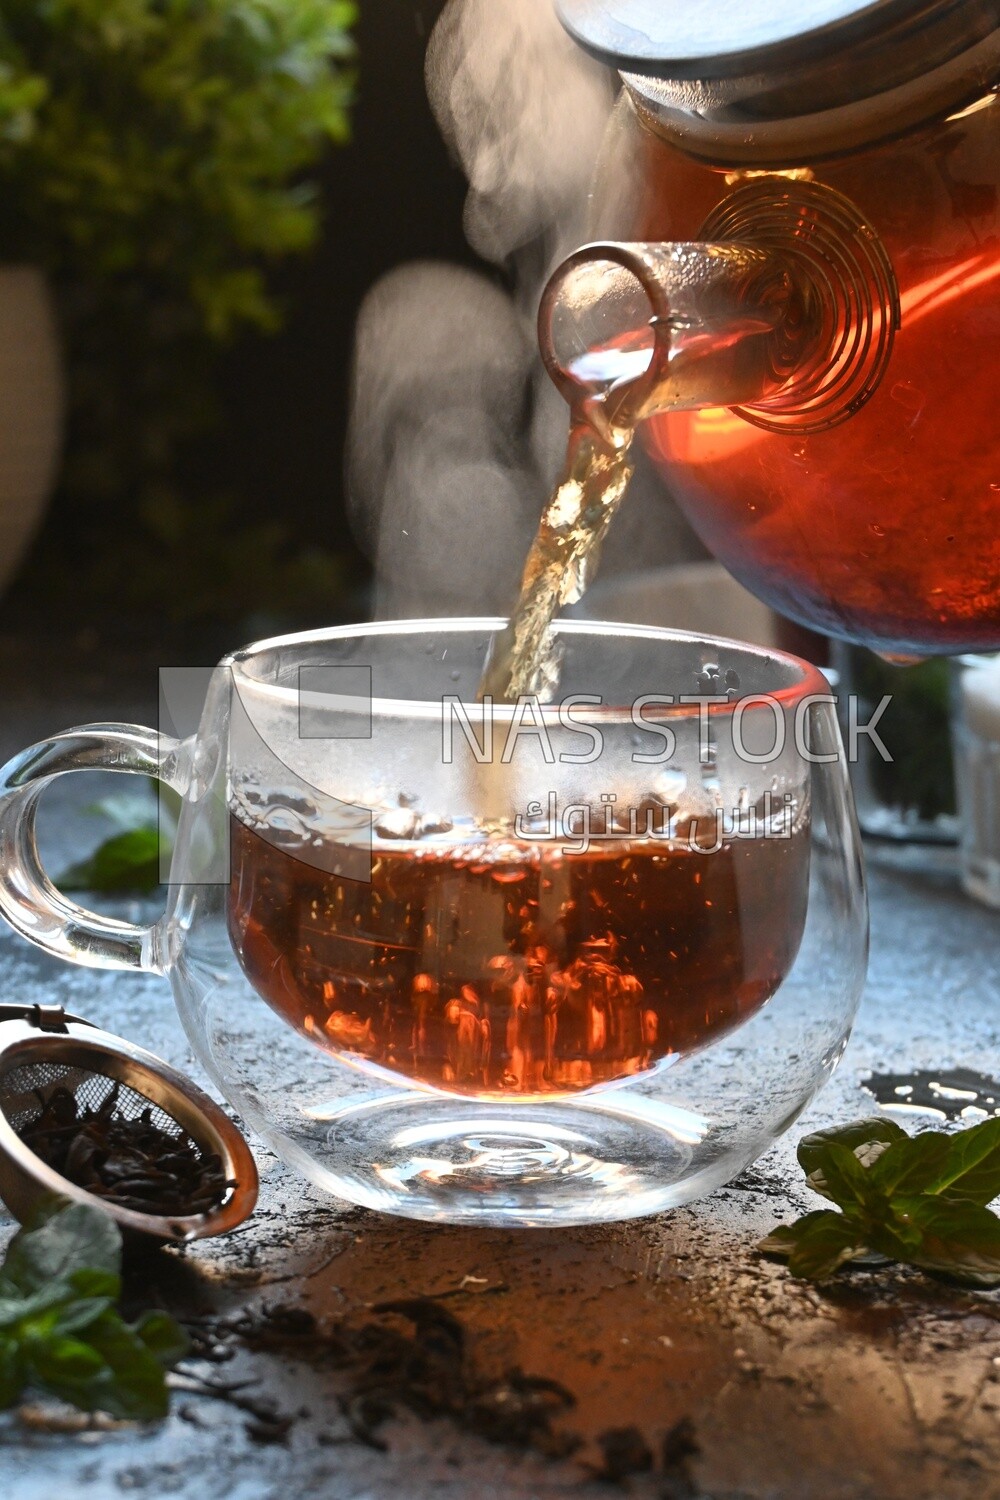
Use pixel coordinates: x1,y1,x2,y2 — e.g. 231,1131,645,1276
481,179,899,700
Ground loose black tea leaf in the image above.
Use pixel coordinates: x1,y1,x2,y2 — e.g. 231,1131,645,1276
217,1296,580,1458
594,1424,655,1481
660,1416,701,1500
19,1085,230,1217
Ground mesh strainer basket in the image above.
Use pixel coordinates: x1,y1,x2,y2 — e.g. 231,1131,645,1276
0,1004,257,1241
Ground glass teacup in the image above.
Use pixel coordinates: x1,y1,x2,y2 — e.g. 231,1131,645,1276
0,620,867,1226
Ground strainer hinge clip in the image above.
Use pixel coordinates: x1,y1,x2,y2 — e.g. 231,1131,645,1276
0,1003,92,1033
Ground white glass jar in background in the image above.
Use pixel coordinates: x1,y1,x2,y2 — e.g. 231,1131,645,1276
951,655,1000,911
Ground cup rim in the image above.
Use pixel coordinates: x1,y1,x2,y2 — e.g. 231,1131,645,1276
228,616,831,721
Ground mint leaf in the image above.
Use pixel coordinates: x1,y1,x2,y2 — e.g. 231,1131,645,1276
4,1200,121,1293
134,1311,190,1368
0,1336,23,1408
83,789,162,834
27,1335,106,1404
763,1115,1000,1285
883,1198,1000,1285
0,1201,185,1420
868,1117,1000,1206
758,1222,806,1256
797,1118,906,1184
806,1142,877,1212
0,1285,71,1330
761,1210,867,1280
867,1131,955,1198
68,1268,121,1300
921,1116,1000,1205
51,1297,117,1338
788,1213,867,1280
80,1311,172,1421
58,826,164,895
56,781,178,894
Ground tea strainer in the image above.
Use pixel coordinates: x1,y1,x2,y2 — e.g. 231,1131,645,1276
0,1002,258,1241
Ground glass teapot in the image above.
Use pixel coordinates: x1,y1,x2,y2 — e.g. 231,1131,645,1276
540,0,1000,658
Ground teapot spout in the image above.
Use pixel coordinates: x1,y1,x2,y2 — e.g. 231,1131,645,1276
538,180,900,438
539,238,804,437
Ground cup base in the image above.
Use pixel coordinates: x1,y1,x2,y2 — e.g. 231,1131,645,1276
250,1090,764,1227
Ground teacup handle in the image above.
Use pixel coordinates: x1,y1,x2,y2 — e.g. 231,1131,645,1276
0,723,184,974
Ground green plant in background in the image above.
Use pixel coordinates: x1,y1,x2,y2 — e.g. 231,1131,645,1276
0,0,356,622
848,648,956,824
0,0,355,333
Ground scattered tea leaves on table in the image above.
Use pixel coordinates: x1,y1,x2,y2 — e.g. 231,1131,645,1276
660,1416,701,1500
761,1115,1000,1285
189,1296,580,1456
0,1199,188,1419
594,1424,654,1481
331,1297,579,1457
184,1298,704,1475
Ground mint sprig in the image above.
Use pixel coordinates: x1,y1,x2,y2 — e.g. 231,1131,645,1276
761,1116,1000,1285
58,827,164,896
0,1200,188,1419
56,783,179,895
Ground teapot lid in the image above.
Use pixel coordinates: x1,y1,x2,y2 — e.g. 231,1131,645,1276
556,0,994,78
556,0,1000,158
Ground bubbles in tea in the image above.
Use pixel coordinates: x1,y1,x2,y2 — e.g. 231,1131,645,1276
227,806,810,1098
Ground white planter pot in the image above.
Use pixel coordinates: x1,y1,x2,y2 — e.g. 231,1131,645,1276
0,267,63,594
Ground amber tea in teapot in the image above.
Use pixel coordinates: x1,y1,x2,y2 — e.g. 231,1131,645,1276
535,0,1000,658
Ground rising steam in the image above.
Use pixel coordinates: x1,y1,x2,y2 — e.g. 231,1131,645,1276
347,0,699,619
347,262,536,617
425,0,613,266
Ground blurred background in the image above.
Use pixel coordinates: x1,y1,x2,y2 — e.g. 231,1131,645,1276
0,0,473,655
0,0,711,663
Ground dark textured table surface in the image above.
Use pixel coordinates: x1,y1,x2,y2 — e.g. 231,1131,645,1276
2,634,1000,1500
